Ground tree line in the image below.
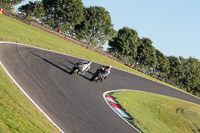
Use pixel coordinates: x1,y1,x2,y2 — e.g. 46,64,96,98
108,27,200,97
17,0,115,49
0,0,24,11
2,0,200,97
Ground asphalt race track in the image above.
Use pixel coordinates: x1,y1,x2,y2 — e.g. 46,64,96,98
0,42,200,133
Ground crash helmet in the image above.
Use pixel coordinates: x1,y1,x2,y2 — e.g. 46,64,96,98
108,65,112,69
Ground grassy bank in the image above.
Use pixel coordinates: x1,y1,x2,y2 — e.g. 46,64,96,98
110,91,200,133
0,66,60,133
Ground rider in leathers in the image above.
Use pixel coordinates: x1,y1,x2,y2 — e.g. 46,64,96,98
95,65,112,81
76,60,92,76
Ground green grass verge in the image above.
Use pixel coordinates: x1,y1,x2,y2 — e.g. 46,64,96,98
0,66,60,133
110,91,200,133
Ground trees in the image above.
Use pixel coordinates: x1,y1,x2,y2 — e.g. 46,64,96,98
42,0,84,36
108,27,139,65
136,38,157,71
167,56,184,85
0,0,24,11
18,1,44,21
155,49,170,80
108,27,139,58
33,1,45,21
180,57,200,94
75,6,114,48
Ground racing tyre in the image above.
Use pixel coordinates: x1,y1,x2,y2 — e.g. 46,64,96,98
69,67,78,75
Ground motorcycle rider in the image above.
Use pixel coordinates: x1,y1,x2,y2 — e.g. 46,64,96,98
75,60,92,76
92,65,112,81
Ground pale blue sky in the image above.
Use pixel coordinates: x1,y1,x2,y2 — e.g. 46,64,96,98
15,0,200,59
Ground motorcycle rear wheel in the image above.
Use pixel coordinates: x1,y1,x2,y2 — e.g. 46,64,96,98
70,67,78,75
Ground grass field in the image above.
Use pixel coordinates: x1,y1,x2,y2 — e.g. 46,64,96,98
0,66,60,133
0,14,200,132
110,91,200,133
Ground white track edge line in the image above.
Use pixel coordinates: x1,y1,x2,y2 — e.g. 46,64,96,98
103,90,141,133
1,41,199,101
103,89,200,133
103,89,191,133
0,60,64,133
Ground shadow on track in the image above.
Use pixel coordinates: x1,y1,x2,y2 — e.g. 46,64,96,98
33,53,70,74
60,63,91,81
64,58,94,76
30,51,92,81
60,63,72,72
64,58,76,66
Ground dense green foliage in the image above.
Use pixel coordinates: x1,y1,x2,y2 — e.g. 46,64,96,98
42,0,84,36
1,0,23,6
108,27,139,59
180,57,200,95
167,56,184,85
136,38,157,70
155,49,170,80
0,0,24,11
18,1,44,21
75,6,114,49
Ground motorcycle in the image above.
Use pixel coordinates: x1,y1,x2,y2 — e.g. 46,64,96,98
69,61,92,75
90,69,107,82
69,64,79,75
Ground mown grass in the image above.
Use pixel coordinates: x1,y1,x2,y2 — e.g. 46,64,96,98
0,66,60,133
110,91,200,133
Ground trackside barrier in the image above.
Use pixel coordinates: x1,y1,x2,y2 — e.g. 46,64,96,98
105,95,131,120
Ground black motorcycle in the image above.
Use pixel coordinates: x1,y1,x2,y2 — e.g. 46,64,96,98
90,69,107,82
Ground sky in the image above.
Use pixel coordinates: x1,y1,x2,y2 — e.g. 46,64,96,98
15,0,200,59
